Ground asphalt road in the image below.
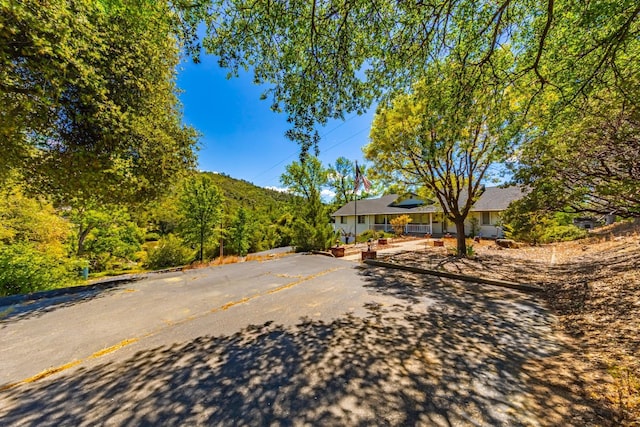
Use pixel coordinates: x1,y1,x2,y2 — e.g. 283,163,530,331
0,254,587,425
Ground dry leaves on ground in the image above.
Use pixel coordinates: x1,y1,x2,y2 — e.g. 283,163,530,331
382,224,640,425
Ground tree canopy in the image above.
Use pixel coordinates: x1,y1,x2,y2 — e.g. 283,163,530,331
280,156,333,251
514,79,640,218
365,56,520,255
184,0,639,153
1,0,198,204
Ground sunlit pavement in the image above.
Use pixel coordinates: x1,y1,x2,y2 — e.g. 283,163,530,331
342,238,433,261
0,253,589,425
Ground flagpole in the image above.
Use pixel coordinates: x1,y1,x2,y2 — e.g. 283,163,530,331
354,160,358,246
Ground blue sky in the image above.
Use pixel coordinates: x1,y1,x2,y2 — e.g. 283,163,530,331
177,54,375,192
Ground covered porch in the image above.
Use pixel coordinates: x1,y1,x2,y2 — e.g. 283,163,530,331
373,223,432,235
372,213,440,236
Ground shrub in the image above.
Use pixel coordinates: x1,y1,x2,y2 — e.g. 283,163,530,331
390,215,412,236
144,232,161,242
468,217,480,237
0,243,81,296
291,219,334,252
356,229,383,243
145,235,192,269
541,225,588,243
466,244,475,257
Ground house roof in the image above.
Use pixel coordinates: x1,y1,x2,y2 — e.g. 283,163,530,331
331,194,411,216
331,186,524,216
473,186,525,211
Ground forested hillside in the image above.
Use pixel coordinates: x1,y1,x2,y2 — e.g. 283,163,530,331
0,172,297,297
207,172,294,217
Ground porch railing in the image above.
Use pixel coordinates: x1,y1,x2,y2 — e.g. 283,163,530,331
373,224,393,232
405,224,432,234
373,224,432,235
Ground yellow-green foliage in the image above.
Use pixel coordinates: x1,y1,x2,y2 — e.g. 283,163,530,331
146,235,192,270
390,215,412,236
0,187,80,296
607,364,640,423
0,187,71,256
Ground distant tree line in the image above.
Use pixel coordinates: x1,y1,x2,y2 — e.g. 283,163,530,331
0,172,300,296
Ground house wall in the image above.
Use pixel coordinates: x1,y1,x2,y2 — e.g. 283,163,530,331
431,212,445,235
464,211,504,238
420,211,504,238
333,215,376,241
334,211,506,239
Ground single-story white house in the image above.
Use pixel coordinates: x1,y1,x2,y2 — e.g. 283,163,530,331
331,186,525,239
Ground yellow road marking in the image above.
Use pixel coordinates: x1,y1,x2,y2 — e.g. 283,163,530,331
267,267,341,294
90,338,139,359
23,360,83,384
1,266,344,391
219,297,251,311
0,338,139,391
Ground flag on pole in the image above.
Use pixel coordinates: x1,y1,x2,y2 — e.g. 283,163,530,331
355,161,372,192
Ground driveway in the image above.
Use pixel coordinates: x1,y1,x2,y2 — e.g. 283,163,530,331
341,238,432,261
0,254,589,425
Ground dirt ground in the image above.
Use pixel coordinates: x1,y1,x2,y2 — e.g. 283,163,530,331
381,220,640,426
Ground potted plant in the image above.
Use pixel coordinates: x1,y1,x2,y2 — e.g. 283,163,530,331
330,240,345,257
361,238,377,260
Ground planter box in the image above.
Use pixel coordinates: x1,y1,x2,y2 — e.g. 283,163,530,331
361,250,377,261
331,247,346,257
377,238,388,245
433,240,444,247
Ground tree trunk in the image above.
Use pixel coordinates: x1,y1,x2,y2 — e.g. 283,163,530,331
454,219,467,257
199,232,204,262
77,225,92,256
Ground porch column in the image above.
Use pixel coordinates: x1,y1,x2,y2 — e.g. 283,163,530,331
429,213,433,235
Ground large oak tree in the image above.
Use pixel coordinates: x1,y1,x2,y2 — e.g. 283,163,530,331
365,56,521,256
1,0,198,204
182,0,639,153
514,81,640,218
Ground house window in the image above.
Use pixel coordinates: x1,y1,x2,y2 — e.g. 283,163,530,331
482,212,491,225
357,215,365,224
340,216,346,224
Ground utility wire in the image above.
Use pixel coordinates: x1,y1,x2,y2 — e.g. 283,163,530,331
250,113,364,182
259,126,370,188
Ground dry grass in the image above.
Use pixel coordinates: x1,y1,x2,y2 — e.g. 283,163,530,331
183,252,292,270
382,220,640,425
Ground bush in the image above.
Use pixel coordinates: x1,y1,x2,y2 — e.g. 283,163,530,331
83,219,145,272
466,244,475,257
541,225,588,243
144,232,161,242
145,235,192,269
390,215,412,236
356,229,384,243
468,217,480,237
291,218,333,252
0,243,81,296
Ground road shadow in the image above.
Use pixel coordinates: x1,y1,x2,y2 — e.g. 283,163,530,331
0,282,124,329
382,250,552,286
384,244,639,328
0,266,615,426
0,280,138,327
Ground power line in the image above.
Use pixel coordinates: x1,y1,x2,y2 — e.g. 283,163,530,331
250,113,365,182
258,126,370,187
323,127,369,153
